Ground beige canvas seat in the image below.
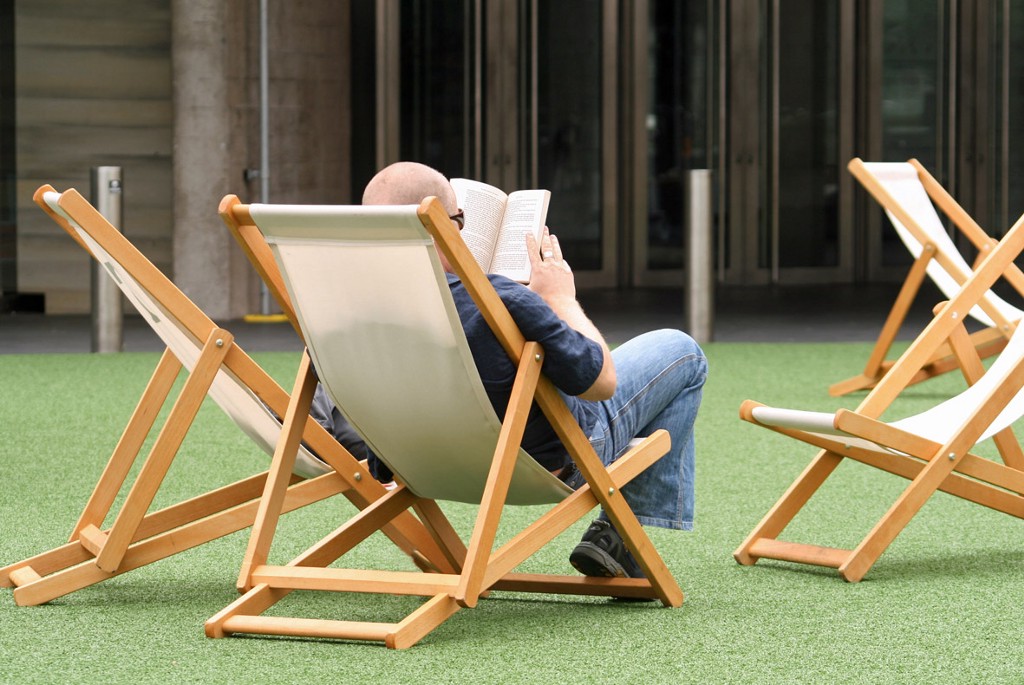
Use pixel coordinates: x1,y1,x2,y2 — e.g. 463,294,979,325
830,158,1024,397
736,208,1024,581
0,186,447,607
205,197,683,648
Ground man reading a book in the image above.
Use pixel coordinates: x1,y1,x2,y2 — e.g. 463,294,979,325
318,161,707,581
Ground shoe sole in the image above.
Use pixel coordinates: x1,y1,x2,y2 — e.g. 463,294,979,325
569,542,628,578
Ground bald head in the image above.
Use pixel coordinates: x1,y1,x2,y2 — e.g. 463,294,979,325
362,162,458,215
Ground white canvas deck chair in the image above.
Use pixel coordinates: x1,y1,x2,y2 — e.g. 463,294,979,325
205,198,682,649
829,158,1024,397
0,186,447,607
735,209,1024,582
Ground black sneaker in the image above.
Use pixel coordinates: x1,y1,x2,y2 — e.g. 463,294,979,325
569,519,645,579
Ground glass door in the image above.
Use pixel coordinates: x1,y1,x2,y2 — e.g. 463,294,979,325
860,0,950,278
722,0,855,285
399,0,477,179
976,0,1024,237
0,0,15,302
1005,2,1024,228
860,0,1024,276
536,0,616,283
629,0,718,287
364,0,619,286
772,0,854,282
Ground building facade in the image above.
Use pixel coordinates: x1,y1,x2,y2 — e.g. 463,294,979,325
2,0,1023,319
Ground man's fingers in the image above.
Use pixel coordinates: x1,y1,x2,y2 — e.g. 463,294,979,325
550,235,563,260
526,233,543,267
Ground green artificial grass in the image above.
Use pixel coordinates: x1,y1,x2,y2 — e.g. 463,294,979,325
1,345,1023,683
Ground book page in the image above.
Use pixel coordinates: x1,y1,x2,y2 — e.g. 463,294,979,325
489,189,551,282
450,178,507,272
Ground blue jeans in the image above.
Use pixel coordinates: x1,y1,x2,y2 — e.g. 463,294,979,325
567,329,706,530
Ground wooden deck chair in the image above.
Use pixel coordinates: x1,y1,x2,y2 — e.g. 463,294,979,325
829,158,1024,397
205,198,683,649
0,186,449,607
735,209,1024,582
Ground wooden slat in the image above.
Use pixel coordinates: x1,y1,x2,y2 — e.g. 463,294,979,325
747,539,851,569
733,450,845,566
493,573,657,600
388,594,461,650
205,583,292,639
251,565,459,596
236,352,318,591
72,348,182,539
75,524,108,558
220,615,396,643
8,566,42,587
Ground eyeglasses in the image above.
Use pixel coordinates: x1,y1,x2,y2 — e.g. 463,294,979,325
449,210,465,229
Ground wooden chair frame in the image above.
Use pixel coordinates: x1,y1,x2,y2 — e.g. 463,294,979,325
736,209,1024,581
205,197,683,648
0,186,449,607
219,194,303,337
830,158,1024,397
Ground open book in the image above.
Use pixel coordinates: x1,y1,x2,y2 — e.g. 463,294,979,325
450,178,551,283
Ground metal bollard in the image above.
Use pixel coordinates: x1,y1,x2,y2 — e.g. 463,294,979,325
91,166,124,353
685,169,714,344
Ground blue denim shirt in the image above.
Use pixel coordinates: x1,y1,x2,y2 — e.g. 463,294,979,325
446,273,603,471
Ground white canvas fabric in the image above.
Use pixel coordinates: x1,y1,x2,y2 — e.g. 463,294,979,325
752,316,1024,451
864,162,1022,328
252,202,572,505
42,192,329,479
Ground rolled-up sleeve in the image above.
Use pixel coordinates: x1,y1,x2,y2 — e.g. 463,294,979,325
496,278,604,396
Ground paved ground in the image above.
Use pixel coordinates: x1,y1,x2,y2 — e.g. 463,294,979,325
0,283,946,355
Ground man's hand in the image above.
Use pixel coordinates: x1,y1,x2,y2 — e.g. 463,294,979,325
525,229,616,400
526,228,575,304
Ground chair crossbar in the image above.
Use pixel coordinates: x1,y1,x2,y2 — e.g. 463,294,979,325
219,615,399,643
252,566,459,596
746,540,851,569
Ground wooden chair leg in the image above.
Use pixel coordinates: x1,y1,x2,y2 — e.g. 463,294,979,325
237,350,318,591
290,486,419,570
534,377,683,607
455,342,543,607
411,499,468,573
207,489,419,639
734,450,845,565
841,449,962,582
96,329,233,572
829,249,932,396
206,583,290,638
11,472,344,606
387,594,461,650
946,318,1024,470
483,433,661,583
71,348,182,539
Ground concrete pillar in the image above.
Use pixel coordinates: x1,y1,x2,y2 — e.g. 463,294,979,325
170,0,349,320
171,0,248,320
